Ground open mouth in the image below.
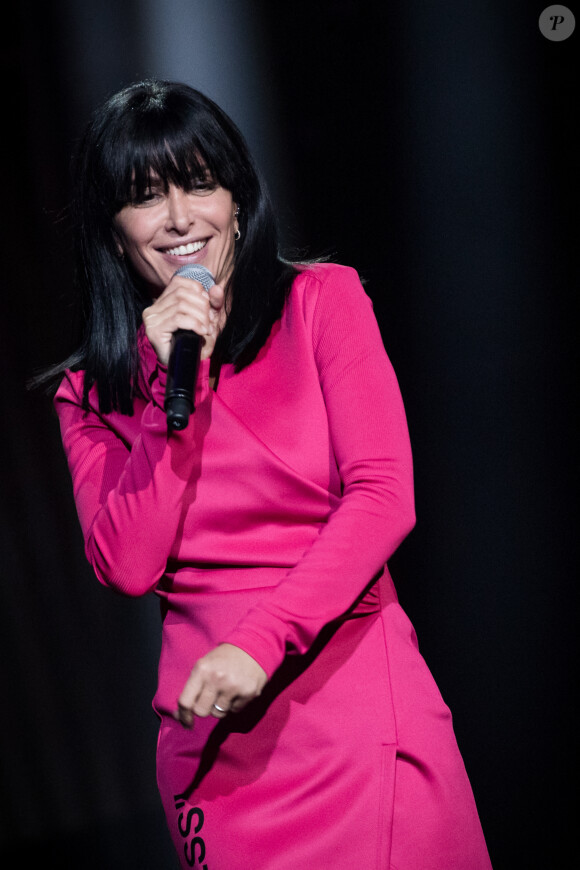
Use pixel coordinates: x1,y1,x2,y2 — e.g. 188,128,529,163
166,239,207,256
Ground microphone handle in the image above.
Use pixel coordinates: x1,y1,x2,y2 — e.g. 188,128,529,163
165,330,203,430
164,264,215,430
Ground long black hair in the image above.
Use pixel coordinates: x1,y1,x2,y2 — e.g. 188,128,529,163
38,79,298,414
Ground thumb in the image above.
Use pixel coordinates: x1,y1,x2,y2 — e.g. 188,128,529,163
208,282,226,310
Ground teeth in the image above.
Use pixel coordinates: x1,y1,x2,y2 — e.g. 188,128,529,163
167,240,207,256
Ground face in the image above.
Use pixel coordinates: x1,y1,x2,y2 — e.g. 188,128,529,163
113,175,238,294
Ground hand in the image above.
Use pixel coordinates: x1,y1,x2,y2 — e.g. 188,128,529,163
142,274,226,366
175,643,268,728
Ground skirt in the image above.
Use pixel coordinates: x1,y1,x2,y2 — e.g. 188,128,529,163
153,567,492,869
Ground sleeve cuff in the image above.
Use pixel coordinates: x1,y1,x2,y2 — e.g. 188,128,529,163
221,623,288,681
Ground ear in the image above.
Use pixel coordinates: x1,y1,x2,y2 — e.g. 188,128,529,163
112,229,125,259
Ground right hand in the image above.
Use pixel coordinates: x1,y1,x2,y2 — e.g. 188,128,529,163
142,272,226,365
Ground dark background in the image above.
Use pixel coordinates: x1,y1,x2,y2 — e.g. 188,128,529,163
1,1,577,867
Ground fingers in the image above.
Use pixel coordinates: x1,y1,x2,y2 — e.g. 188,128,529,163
143,276,226,365
143,279,209,355
175,690,229,728
174,644,268,729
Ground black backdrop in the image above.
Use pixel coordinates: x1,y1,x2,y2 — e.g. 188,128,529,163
2,2,577,868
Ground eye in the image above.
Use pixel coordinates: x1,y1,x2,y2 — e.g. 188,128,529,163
189,175,218,195
133,186,165,206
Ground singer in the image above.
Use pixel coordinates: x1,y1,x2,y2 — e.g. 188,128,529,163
48,80,491,869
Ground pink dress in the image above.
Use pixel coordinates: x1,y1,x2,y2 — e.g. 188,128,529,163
55,263,492,869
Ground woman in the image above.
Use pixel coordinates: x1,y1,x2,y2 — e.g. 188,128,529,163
51,80,491,868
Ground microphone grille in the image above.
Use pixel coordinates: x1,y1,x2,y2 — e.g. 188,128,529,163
174,264,215,291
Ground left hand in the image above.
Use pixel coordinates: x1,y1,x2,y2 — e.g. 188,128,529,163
175,643,268,727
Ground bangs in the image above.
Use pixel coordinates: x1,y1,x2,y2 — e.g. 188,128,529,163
97,106,237,214
125,142,211,204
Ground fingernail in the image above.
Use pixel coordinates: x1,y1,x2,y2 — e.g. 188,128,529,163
173,709,193,728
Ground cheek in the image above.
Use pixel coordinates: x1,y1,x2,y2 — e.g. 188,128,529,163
114,210,152,250
114,223,157,280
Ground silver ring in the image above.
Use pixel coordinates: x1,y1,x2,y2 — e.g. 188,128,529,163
213,703,227,713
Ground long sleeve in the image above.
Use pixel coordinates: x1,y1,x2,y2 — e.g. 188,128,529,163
222,265,416,677
55,265,415,676
55,356,211,597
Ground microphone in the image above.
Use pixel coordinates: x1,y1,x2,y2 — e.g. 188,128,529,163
164,264,215,430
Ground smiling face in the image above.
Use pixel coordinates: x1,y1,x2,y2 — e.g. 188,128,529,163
113,175,238,295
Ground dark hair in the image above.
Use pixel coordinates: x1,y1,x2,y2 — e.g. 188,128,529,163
38,79,298,414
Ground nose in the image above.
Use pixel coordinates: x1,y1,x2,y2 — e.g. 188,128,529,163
165,186,194,233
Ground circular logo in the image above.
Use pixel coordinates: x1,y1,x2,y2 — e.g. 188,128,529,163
539,5,576,40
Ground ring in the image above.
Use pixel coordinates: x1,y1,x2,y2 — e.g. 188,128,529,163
213,703,227,713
